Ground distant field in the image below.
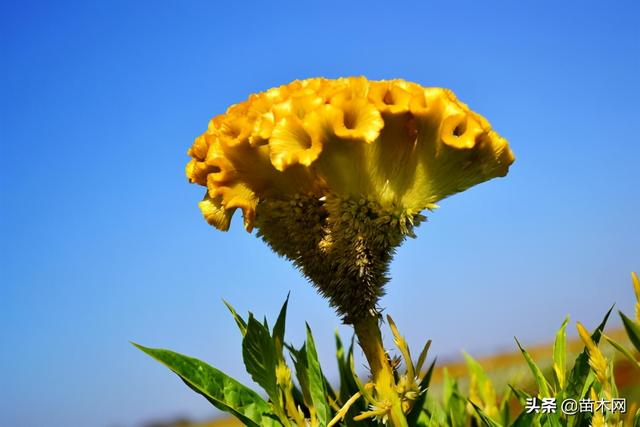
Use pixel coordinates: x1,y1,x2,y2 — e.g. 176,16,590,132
142,328,638,427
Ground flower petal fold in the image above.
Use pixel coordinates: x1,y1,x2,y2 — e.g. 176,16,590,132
186,77,514,232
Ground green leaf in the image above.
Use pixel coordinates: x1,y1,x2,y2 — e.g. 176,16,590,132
507,385,531,405
565,306,612,399
304,324,331,426
499,385,513,426
415,339,432,376
242,315,281,407
272,294,289,360
334,333,365,426
347,345,375,404
604,333,640,369
442,370,466,427
514,338,551,398
509,410,536,427
469,401,503,427
290,343,313,406
578,370,595,403
620,310,640,353
335,332,358,400
424,393,447,426
540,411,562,427
133,343,282,427
414,411,430,427
387,315,415,379
407,359,436,425
223,300,247,336
289,327,332,427
464,352,498,411
552,316,569,391
608,359,619,399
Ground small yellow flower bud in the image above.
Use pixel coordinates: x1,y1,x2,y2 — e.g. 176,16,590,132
275,362,292,388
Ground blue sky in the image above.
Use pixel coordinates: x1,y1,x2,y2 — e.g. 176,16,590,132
1,1,638,426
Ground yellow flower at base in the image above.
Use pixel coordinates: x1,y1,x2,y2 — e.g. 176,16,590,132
186,77,514,322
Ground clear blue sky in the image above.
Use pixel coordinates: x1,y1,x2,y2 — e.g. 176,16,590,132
1,1,638,426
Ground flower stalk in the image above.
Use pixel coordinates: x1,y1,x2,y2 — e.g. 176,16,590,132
354,313,408,426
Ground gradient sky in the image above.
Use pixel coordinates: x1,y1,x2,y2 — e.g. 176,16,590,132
1,1,639,426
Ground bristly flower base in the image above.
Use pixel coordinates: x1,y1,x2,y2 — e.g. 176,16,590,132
256,193,426,323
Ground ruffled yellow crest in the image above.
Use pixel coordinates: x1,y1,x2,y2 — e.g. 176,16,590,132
186,77,515,232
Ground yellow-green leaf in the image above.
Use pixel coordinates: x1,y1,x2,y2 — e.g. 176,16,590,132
223,300,247,336
604,333,640,369
133,343,282,427
272,294,290,360
552,317,569,390
515,338,551,397
620,311,640,353
242,315,281,408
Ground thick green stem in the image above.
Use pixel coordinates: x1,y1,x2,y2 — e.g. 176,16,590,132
388,401,409,427
353,314,394,385
283,385,306,426
353,314,408,427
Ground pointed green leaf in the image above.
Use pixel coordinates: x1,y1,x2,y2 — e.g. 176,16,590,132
334,333,366,426
565,306,612,399
604,333,640,369
540,411,562,427
423,393,447,426
499,385,513,426
419,358,436,391
464,352,498,410
242,315,280,407
289,328,333,427
347,345,374,403
407,359,436,425
133,343,281,427
469,401,503,427
442,368,454,406
552,317,569,391
335,330,367,427
515,338,551,397
290,343,312,407
415,339,432,377
579,370,595,400
272,294,289,360
223,300,247,336
620,310,640,352
414,411,430,427
335,331,357,401
305,323,331,426
509,410,536,427
443,370,467,427
387,315,415,379
507,385,531,405
608,359,619,398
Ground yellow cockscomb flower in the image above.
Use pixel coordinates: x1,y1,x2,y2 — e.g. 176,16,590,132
186,77,514,322
577,322,610,392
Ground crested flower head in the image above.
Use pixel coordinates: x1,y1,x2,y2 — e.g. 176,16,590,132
187,77,514,322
